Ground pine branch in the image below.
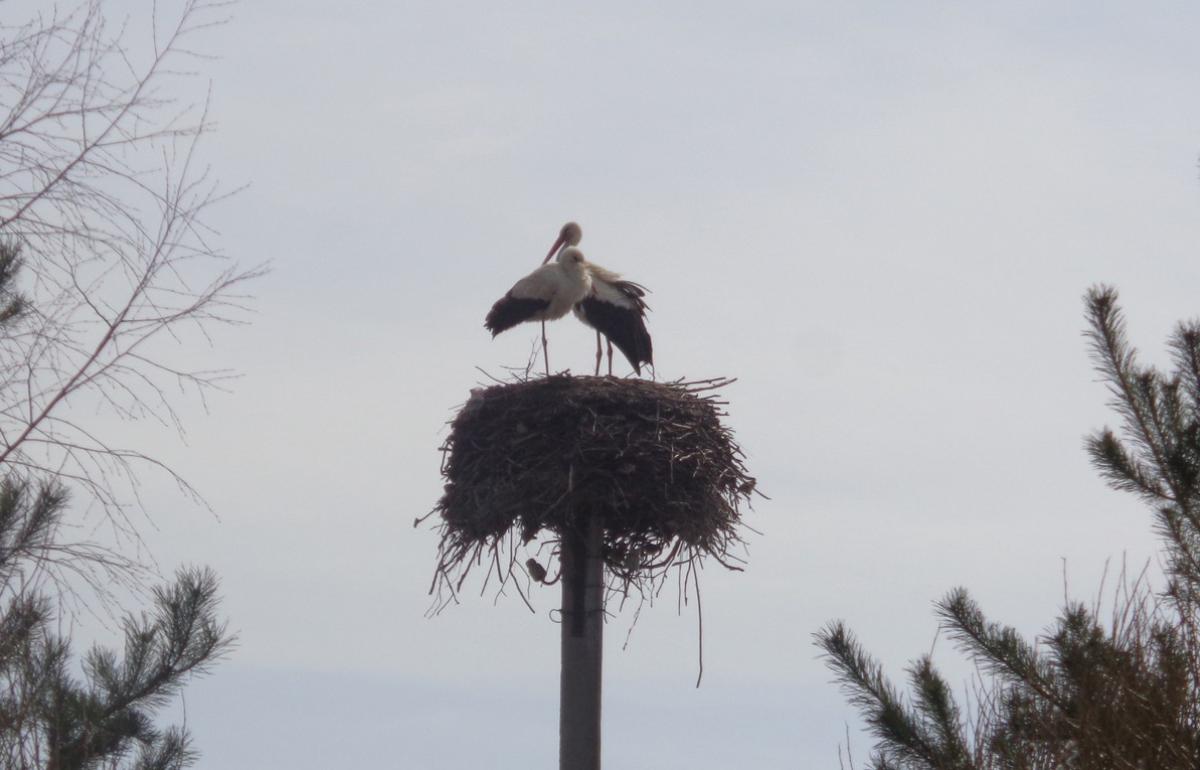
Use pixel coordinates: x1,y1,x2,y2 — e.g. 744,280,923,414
907,656,972,769
1086,428,1170,503
816,622,948,769
1084,286,1176,497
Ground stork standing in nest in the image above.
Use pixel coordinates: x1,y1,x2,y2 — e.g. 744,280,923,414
543,222,654,376
484,248,593,376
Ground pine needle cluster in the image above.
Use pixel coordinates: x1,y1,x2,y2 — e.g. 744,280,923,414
817,287,1200,770
0,486,231,770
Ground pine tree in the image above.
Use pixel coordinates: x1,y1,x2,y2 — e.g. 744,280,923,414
817,286,1200,770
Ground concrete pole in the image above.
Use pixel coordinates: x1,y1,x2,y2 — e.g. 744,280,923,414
559,514,604,770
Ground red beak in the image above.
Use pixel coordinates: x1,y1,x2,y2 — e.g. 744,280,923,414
542,234,566,264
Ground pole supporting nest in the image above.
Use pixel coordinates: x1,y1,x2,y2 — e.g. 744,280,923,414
560,514,604,770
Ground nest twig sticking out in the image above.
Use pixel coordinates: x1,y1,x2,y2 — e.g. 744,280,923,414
425,375,757,614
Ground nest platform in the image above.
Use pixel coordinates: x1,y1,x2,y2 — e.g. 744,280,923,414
429,375,756,597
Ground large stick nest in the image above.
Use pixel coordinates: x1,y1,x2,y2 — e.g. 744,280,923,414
427,375,757,606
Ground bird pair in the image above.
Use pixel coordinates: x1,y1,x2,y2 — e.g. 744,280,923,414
485,222,654,377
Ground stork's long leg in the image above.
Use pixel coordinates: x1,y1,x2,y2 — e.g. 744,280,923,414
594,331,602,376
541,320,549,376
606,339,614,376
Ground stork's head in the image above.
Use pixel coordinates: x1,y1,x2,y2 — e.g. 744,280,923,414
559,246,587,268
543,221,583,264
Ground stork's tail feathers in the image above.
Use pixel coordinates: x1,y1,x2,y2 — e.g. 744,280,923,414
619,326,653,375
611,280,650,312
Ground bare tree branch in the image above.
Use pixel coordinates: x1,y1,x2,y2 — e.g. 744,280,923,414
0,0,262,539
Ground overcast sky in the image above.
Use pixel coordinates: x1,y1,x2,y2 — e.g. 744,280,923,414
16,1,1200,767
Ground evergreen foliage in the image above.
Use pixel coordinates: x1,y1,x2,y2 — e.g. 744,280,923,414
817,287,1200,770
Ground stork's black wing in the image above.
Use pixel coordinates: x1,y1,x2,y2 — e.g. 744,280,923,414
575,293,653,374
485,292,550,337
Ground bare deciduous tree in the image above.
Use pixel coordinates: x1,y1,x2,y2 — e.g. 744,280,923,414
0,0,263,542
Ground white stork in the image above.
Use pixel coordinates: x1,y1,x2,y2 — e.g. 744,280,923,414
484,247,593,375
542,222,654,376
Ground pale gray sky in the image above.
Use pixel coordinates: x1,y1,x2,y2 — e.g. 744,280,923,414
19,1,1200,767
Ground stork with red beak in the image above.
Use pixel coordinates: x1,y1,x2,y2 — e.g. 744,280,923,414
543,222,654,376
